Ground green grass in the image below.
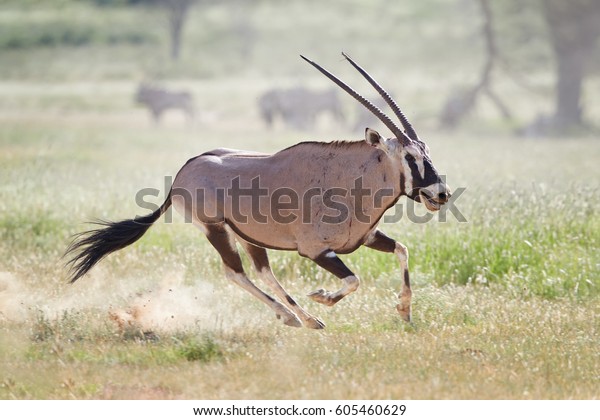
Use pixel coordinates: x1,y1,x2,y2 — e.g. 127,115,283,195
0,0,599,401
1,286,598,399
413,185,599,299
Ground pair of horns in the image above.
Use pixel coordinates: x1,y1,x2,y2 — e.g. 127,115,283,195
300,53,418,144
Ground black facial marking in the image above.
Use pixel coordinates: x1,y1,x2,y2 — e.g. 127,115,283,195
399,172,406,195
406,153,440,193
285,295,297,306
422,158,440,186
407,159,421,185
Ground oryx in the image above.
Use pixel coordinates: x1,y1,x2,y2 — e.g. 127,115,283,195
67,53,451,329
258,86,344,130
135,82,195,123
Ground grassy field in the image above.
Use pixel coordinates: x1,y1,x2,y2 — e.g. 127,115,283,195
0,0,599,400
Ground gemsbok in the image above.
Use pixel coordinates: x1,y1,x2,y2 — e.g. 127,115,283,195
258,86,344,130
67,53,452,329
135,83,195,123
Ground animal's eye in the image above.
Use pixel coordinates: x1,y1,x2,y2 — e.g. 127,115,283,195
405,154,416,162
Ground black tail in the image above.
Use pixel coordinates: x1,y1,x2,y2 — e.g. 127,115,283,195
65,192,172,283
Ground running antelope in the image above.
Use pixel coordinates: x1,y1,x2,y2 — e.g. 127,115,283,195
67,53,451,329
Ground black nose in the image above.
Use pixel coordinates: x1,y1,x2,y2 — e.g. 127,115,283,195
438,192,449,201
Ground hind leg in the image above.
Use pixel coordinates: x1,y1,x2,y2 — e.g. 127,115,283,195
203,223,301,328
239,240,325,329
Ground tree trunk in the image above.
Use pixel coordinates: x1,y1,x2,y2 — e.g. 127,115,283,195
438,0,511,129
542,0,600,131
170,10,183,61
166,0,193,61
554,48,584,127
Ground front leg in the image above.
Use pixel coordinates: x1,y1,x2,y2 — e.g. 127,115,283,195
364,230,412,322
305,251,359,306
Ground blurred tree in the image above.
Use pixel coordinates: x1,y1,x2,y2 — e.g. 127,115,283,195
446,0,600,135
163,0,196,61
542,0,600,132
439,0,511,129
136,0,197,61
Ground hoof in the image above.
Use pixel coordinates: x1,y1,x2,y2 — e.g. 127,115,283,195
396,303,412,323
307,289,336,306
304,317,326,329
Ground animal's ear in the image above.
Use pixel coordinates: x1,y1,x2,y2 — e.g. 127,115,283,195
365,128,383,146
365,128,389,153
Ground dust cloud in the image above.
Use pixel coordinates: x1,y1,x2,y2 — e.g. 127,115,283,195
0,272,29,322
107,275,263,333
0,270,265,333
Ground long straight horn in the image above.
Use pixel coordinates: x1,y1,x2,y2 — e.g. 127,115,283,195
341,52,419,141
300,55,409,143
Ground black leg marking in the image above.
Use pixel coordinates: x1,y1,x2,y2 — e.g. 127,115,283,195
364,230,396,253
307,251,358,306
242,241,271,272
312,252,354,279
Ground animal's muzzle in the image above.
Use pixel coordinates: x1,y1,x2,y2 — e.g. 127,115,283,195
416,184,451,211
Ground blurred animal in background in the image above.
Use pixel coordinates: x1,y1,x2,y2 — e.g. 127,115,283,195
258,87,344,130
135,83,195,123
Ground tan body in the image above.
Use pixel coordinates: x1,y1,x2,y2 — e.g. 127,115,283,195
172,141,400,258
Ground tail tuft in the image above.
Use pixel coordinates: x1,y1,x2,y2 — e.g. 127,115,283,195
65,194,171,283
